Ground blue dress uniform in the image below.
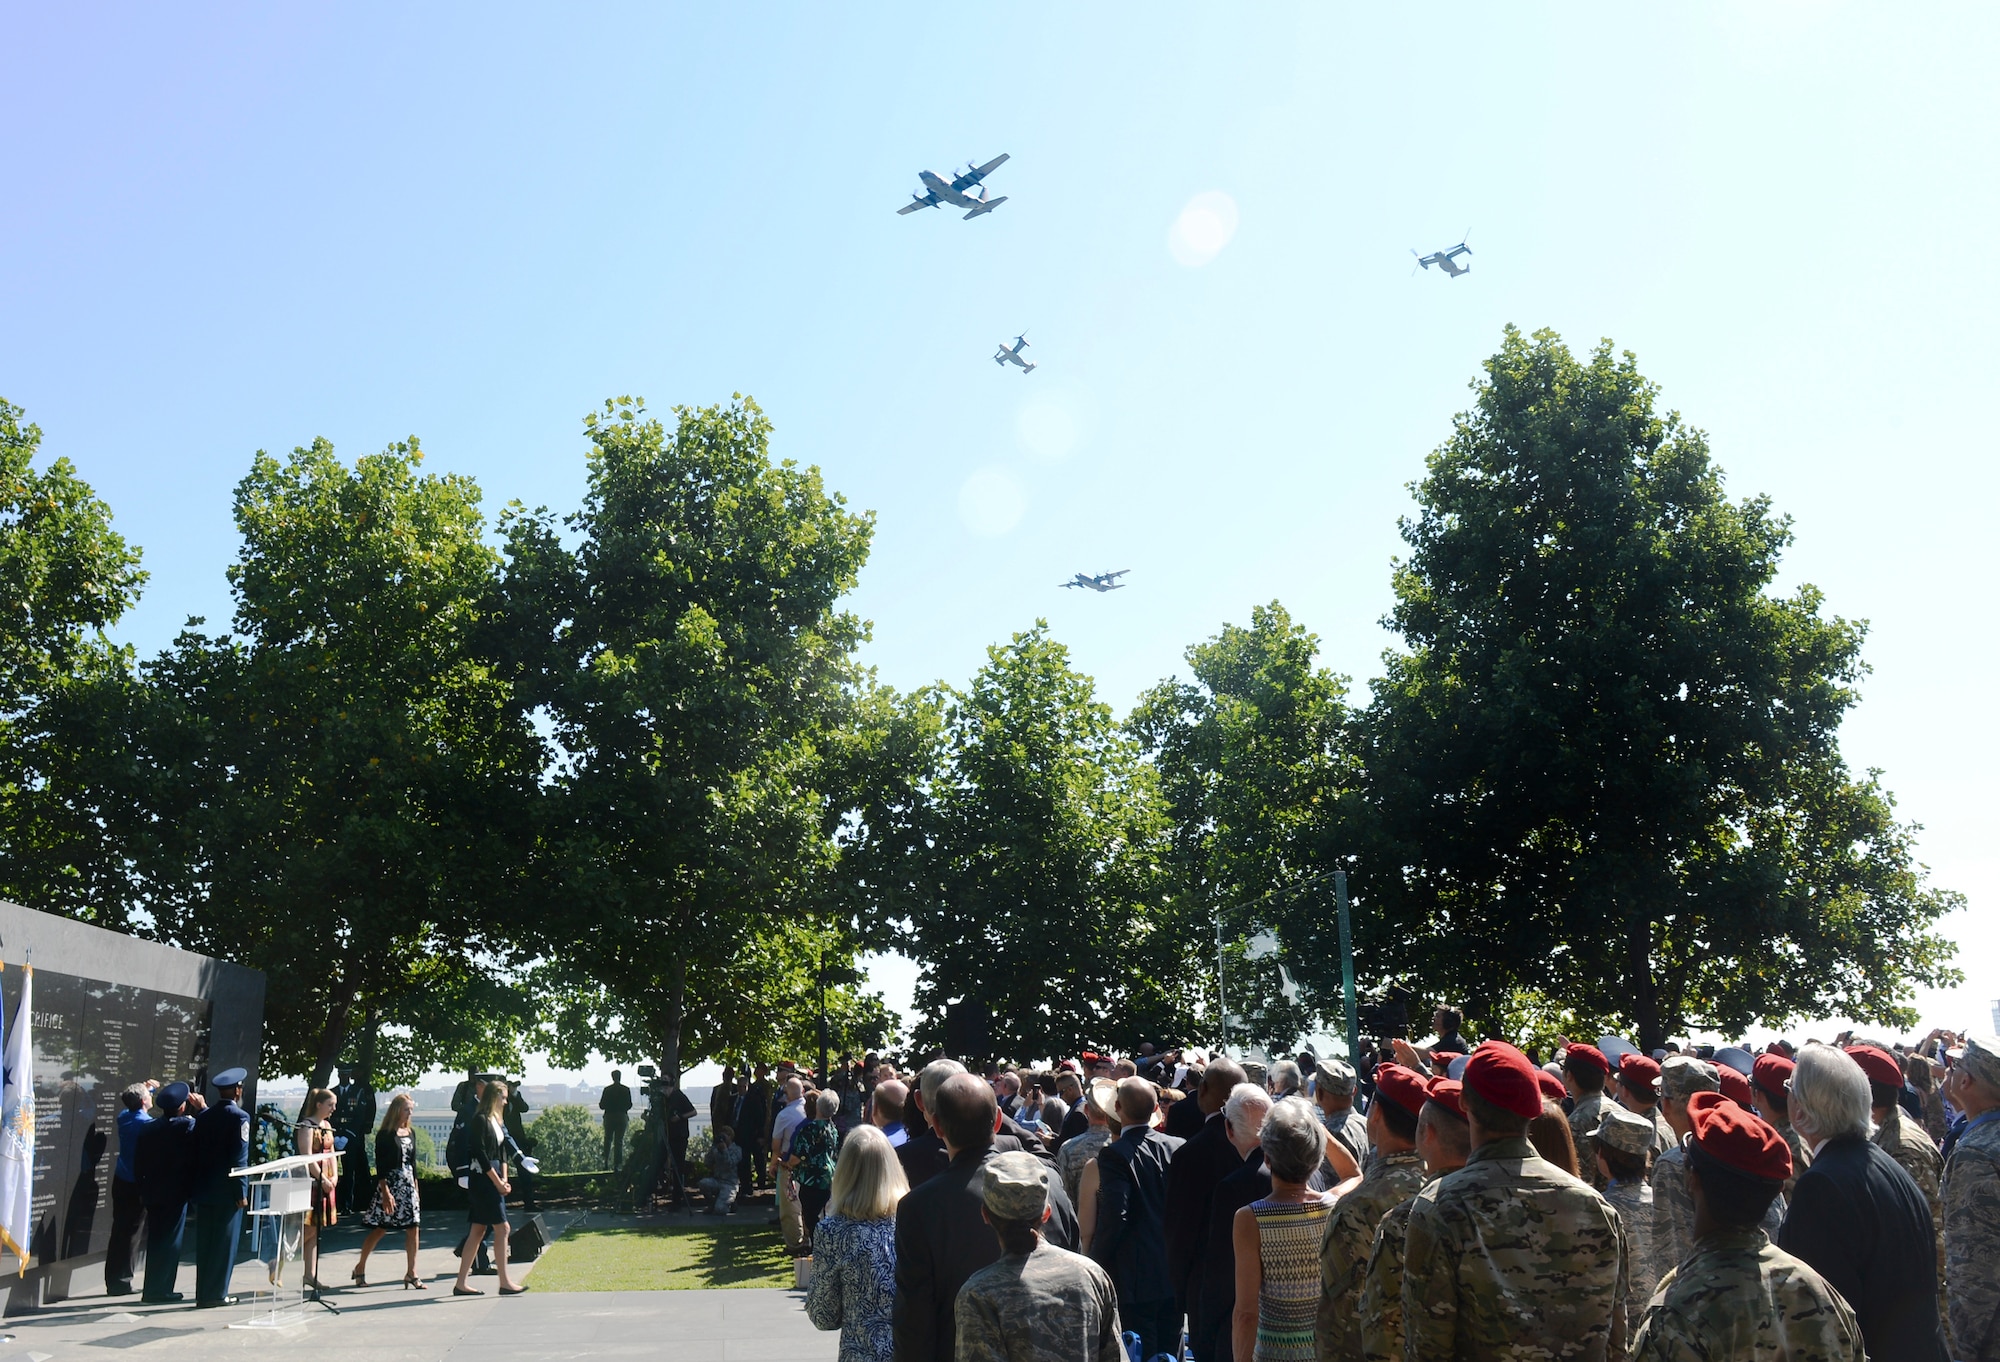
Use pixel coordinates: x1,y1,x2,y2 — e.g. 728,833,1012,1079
192,1068,252,1307
134,1082,196,1303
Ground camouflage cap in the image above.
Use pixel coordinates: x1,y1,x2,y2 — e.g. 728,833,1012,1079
1596,1103,1656,1157
1957,1034,2000,1091
981,1150,1050,1222
1315,1055,1357,1096
1659,1055,1720,1100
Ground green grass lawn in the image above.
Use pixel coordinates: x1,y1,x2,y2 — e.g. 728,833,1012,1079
527,1218,795,1291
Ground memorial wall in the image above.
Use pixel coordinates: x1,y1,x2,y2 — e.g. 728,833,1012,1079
0,902,264,1291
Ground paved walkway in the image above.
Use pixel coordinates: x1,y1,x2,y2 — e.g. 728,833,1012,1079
1,1210,836,1361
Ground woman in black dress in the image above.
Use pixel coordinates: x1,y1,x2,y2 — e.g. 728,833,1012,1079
353,1093,424,1287
454,1080,524,1296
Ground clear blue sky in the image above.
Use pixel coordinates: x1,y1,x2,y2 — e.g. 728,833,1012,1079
5,6,1995,1080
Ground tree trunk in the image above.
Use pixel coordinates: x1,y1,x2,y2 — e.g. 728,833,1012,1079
662,958,685,1087
357,1003,380,1087
1625,917,1665,1053
311,983,359,1088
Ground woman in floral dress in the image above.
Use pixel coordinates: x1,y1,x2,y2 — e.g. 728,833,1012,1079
354,1092,425,1288
806,1124,907,1362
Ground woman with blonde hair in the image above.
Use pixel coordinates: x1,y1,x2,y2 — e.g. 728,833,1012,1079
294,1088,339,1294
454,1080,524,1296
804,1124,907,1362
353,1092,424,1288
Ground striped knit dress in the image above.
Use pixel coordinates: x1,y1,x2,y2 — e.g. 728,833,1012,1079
1249,1197,1333,1362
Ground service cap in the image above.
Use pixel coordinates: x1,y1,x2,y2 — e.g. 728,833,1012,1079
1957,1034,2000,1091
981,1150,1050,1221
212,1067,248,1088
1685,1089,1791,1182
1462,1042,1544,1121
1373,1063,1427,1118
1314,1056,1357,1096
156,1081,191,1111
1712,1046,1755,1076
1751,1053,1794,1098
1844,1045,1903,1091
1659,1055,1719,1100
1596,1103,1656,1157
1563,1042,1611,1076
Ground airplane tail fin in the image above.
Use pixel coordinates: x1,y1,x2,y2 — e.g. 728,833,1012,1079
1023,362,1036,373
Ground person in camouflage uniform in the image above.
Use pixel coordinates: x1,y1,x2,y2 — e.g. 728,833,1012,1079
956,1151,1124,1362
1056,1079,1118,1211
1314,1058,1370,1178
1402,1043,1628,1361
1316,1065,1427,1362
1563,1043,1613,1191
1358,1077,1469,1362
1942,1034,2000,1362
1750,1052,1809,1199
1650,1055,1720,1272
1595,1104,1664,1321
1631,1091,1863,1362
1615,1053,1675,1155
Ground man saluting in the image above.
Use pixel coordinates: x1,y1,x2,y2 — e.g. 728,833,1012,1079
191,1067,252,1308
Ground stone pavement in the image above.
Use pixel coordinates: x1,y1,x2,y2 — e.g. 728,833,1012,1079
0,1210,838,1361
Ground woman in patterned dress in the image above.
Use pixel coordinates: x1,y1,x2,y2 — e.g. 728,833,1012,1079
1231,1096,1358,1362
295,1088,340,1294
785,1090,842,1253
353,1092,425,1288
805,1124,907,1362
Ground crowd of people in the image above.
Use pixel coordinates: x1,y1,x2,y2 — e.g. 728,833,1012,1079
741,1014,2000,1362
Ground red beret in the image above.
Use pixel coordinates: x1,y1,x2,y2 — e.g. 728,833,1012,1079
1845,1045,1903,1090
1425,1076,1466,1120
1429,1050,1464,1067
1537,1071,1568,1102
1685,1090,1791,1181
1716,1066,1754,1109
1751,1053,1794,1097
1463,1042,1544,1121
1619,1054,1662,1091
1374,1063,1429,1118
1078,1052,1102,1063
1564,1042,1611,1075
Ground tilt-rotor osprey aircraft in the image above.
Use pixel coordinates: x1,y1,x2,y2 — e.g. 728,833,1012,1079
994,333,1034,373
897,153,1011,220
1061,569,1129,592
1412,238,1472,277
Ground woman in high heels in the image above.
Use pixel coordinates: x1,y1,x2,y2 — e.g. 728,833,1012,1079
353,1093,425,1288
454,1080,524,1297
295,1088,340,1294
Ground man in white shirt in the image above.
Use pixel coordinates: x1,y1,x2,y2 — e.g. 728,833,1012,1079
771,1078,808,1256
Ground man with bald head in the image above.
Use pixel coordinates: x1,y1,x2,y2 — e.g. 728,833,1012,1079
894,1073,1078,1362
1165,1058,1247,1353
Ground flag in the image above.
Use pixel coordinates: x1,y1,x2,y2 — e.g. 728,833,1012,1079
0,964,33,1272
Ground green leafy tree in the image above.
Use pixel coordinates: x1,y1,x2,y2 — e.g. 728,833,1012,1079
1130,602,1360,1053
526,1104,603,1174
511,396,880,1081
896,623,1182,1062
0,398,149,918
106,437,543,1082
1363,327,1962,1049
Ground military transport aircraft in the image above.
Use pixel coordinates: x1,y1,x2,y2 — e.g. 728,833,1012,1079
897,154,1011,220
994,333,1034,373
1412,239,1472,277
1061,570,1129,592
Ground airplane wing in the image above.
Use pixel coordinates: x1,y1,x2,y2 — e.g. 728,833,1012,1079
1106,569,1130,580
897,193,937,215
950,152,1010,190
1445,244,1470,259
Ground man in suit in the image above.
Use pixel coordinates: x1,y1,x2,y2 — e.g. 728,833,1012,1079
1777,1043,1948,1362
1164,1058,1247,1353
191,1067,251,1308
899,1059,1033,1191
1194,1084,1272,1362
1090,1077,1185,1360
134,1082,197,1304
891,1072,1078,1362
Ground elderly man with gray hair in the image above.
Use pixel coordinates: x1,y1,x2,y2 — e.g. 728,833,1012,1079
1776,1043,1947,1362
1942,1034,2000,1362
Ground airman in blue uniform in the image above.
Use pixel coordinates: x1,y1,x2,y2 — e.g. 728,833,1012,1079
192,1067,251,1307
135,1081,196,1303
